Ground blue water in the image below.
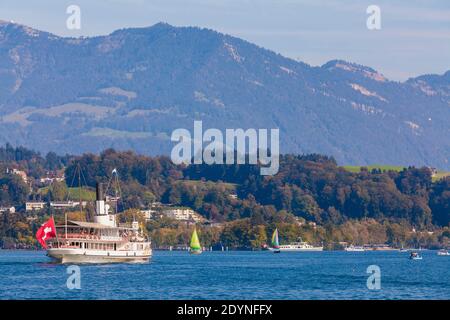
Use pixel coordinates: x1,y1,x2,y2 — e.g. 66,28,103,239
0,250,449,299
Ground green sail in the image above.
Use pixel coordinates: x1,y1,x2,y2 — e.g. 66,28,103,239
190,228,202,251
271,228,280,248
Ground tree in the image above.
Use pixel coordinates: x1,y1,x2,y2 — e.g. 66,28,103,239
48,181,68,201
0,174,29,206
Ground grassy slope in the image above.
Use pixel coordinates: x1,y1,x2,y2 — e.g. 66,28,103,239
38,186,96,201
342,165,450,182
176,180,237,192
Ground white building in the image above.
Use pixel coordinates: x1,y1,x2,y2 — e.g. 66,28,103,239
162,207,204,223
7,168,28,184
39,170,65,185
25,201,46,211
50,201,86,209
140,208,157,221
0,206,15,214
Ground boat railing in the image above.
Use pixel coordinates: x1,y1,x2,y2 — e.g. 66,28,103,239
56,233,100,240
99,236,123,241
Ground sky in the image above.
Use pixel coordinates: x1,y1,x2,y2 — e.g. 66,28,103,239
1,0,449,80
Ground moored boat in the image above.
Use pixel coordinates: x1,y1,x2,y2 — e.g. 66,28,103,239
344,245,365,252
437,250,450,256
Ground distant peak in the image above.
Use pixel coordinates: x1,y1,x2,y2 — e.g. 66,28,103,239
0,19,13,25
152,22,173,28
322,60,373,72
322,60,387,82
0,20,44,37
110,22,175,36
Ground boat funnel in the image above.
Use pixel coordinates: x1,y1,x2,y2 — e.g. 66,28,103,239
96,182,104,201
94,181,116,227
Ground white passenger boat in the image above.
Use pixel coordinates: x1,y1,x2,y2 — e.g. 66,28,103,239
276,238,323,252
437,250,450,256
46,182,151,264
344,245,365,252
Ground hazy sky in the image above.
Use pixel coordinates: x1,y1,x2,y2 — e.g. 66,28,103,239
1,0,449,80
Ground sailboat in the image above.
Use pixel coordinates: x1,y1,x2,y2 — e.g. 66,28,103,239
189,227,202,255
270,228,280,253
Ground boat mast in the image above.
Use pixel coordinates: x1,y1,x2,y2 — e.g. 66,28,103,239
78,164,83,216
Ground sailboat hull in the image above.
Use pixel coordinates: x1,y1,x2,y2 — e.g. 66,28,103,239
189,249,202,255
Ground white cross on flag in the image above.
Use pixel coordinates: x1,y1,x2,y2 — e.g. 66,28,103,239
36,217,57,249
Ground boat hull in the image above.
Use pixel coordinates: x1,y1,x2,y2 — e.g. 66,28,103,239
47,248,152,264
277,247,323,252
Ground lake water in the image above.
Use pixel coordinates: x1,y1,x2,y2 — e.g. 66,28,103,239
0,250,449,299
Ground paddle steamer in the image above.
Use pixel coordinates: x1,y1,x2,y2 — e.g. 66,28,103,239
47,182,151,263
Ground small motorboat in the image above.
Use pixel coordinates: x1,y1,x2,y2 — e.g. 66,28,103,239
409,252,422,260
437,250,450,256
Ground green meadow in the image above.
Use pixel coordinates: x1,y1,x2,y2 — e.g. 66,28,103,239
342,165,450,182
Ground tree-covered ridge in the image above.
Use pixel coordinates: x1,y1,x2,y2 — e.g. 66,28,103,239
0,145,449,249
59,151,448,228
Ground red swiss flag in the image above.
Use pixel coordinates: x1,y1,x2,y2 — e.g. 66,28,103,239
36,217,57,249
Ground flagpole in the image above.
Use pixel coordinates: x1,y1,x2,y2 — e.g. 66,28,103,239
52,215,60,248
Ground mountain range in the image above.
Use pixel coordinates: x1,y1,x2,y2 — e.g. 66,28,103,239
0,21,449,169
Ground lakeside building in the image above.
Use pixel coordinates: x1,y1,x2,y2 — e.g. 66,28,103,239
6,168,28,184
162,207,205,223
141,208,157,221
139,203,206,223
25,201,46,211
363,244,396,251
39,170,65,185
140,202,167,221
0,206,15,214
50,201,87,209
